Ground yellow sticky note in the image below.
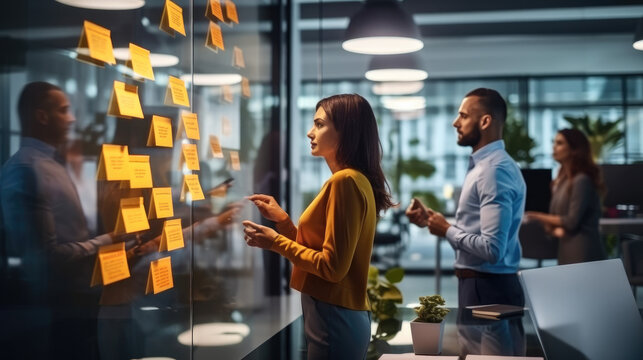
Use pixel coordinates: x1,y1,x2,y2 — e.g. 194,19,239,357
145,256,174,294
159,219,184,252
229,151,241,171
178,112,200,140
181,143,200,171
147,115,174,148
160,0,186,37
205,21,225,53
209,135,224,158
96,144,130,181
164,76,190,107
206,0,224,22
107,81,144,119
114,197,150,234
232,46,245,68
148,187,174,219
221,85,233,103
76,20,116,66
224,0,239,24
90,242,130,287
127,43,155,81
180,174,205,202
222,116,232,136
128,155,153,189
241,76,251,98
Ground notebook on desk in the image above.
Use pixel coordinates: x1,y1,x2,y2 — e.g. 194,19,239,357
518,259,643,360
469,304,524,319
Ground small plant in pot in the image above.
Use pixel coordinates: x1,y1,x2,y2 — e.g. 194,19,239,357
410,295,450,355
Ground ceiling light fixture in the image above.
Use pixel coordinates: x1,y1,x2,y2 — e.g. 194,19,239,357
634,16,643,50
381,96,426,112
365,53,428,82
343,0,423,55
372,81,424,95
56,0,145,10
180,74,242,86
113,47,179,67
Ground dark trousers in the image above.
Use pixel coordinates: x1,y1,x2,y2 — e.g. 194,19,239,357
458,273,525,308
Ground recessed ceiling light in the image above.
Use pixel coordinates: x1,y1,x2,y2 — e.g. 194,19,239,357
112,47,179,67
180,74,242,86
56,0,145,10
372,81,424,95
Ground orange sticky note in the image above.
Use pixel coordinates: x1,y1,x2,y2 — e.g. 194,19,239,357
181,143,200,171
205,0,225,22
76,20,116,66
221,85,233,103
147,115,173,148
176,112,200,140
148,187,174,219
241,77,251,98
205,21,225,52
96,144,130,181
127,43,155,80
114,197,150,234
145,256,174,294
160,0,186,37
232,46,245,68
158,219,184,251
165,76,190,107
180,174,205,202
107,81,144,119
90,242,130,287
224,0,239,24
229,151,241,171
127,155,153,189
222,116,232,136
209,135,224,158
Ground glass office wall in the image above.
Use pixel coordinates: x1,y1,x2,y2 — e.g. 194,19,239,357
0,1,293,359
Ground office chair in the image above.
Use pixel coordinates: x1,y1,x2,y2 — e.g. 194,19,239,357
621,235,643,299
519,219,558,267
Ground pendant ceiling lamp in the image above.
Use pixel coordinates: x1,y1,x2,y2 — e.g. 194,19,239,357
343,0,423,55
365,53,428,82
56,0,144,10
634,17,643,51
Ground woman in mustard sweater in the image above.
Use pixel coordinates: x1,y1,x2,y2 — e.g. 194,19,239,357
242,94,393,359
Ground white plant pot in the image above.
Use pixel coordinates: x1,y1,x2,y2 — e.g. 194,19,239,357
410,318,445,355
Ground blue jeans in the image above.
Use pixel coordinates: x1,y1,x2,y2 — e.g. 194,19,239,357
301,293,371,360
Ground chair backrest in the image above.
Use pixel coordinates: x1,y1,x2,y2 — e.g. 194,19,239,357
518,259,643,360
622,238,643,286
519,220,557,261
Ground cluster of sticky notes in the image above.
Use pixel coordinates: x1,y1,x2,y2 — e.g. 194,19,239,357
177,112,200,140
127,43,155,80
160,0,186,37
159,219,184,251
76,20,116,67
126,155,153,189
145,256,174,294
147,115,174,148
114,197,150,234
91,242,130,287
165,76,190,107
107,81,144,119
148,187,174,219
97,144,130,181
180,174,205,202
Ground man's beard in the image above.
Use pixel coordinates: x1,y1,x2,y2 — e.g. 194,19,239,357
457,126,481,147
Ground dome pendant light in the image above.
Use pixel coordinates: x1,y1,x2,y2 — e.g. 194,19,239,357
365,53,428,82
633,17,643,51
343,0,423,55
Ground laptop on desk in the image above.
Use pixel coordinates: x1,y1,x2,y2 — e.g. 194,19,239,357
518,259,643,360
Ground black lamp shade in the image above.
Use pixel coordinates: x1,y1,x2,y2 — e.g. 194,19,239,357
634,17,643,51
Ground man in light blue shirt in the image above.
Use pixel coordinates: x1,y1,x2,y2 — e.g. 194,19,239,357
407,88,526,307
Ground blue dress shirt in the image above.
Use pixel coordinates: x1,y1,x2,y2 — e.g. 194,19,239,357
445,140,526,274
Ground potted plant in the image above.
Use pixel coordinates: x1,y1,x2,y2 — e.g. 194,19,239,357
410,295,450,355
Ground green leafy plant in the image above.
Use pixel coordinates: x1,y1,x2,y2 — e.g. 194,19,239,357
367,266,404,341
503,103,536,167
414,295,450,323
562,114,624,162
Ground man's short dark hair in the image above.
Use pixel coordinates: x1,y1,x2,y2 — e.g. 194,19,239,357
17,81,61,135
465,88,507,123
